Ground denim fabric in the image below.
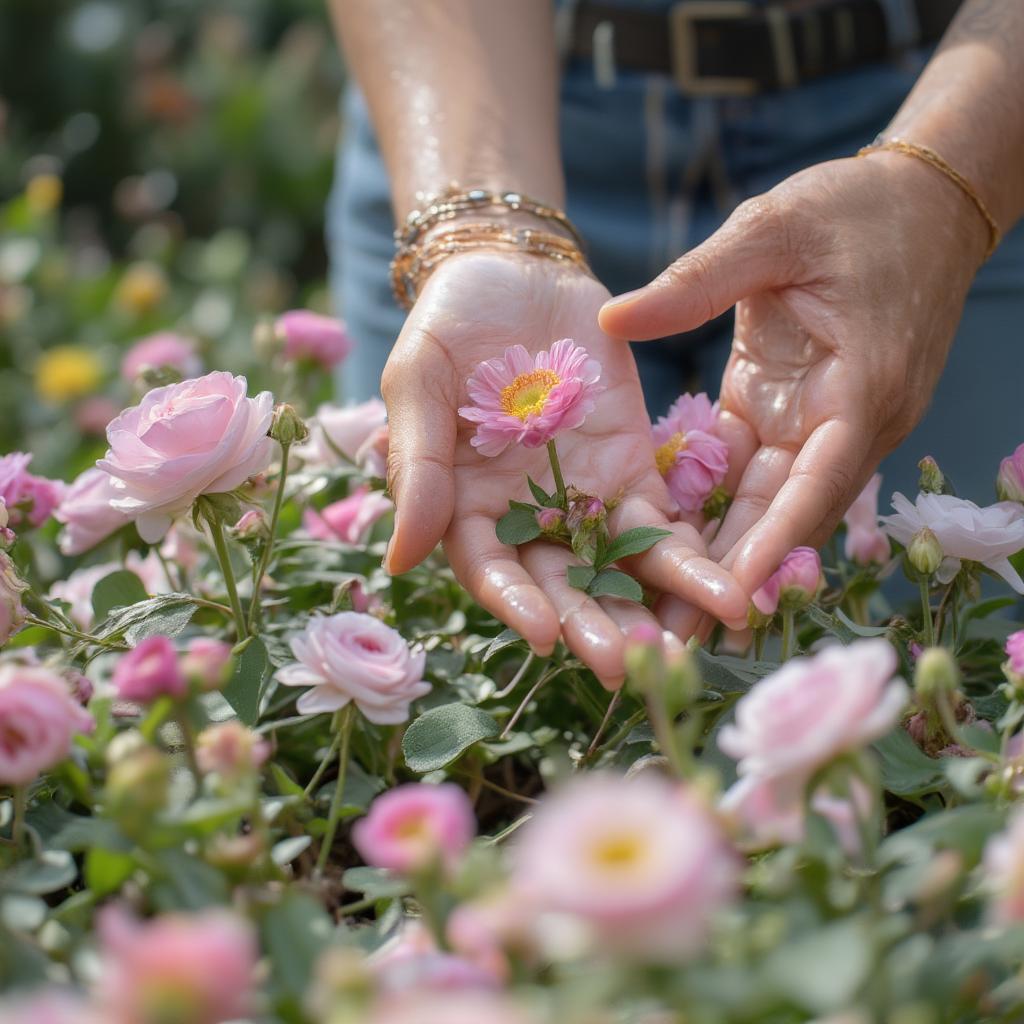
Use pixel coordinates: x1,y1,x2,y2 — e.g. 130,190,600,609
327,31,1024,507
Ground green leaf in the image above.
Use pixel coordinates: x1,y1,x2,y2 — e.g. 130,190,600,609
873,728,947,796
93,593,198,645
598,526,672,568
262,891,336,999
587,569,643,602
3,850,77,895
527,476,556,507
566,565,596,591
84,847,136,897
342,865,412,900
402,702,500,772
495,506,542,546
150,849,228,910
271,836,312,866
695,650,776,694
508,500,538,513
91,570,150,623
221,635,270,726
481,628,525,662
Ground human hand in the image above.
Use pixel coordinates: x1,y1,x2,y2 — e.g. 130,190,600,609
598,152,990,637
381,252,749,685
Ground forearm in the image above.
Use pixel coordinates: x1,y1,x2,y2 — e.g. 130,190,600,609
328,0,564,219
883,0,1024,235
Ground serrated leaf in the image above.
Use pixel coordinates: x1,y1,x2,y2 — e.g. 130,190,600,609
91,570,150,623
93,593,198,646
567,565,596,591
402,703,500,772
587,569,643,602
527,476,556,507
496,506,542,546
482,628,525,662
599,526,672,568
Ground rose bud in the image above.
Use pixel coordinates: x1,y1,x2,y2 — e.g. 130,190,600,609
269,402,310,446
752,547,822,615
182,637,234,691
918,456,945,495
230,508,270,545
0,551,29,646
907,527,944,577
535,507,565,535
997,444,1024,504
914,646,960,701
112,635,187,703
1005,630,1024,693
105,745,171,824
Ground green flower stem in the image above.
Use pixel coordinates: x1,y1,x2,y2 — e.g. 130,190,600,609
315,704,356,878
24,615,125,651
547,440,567,507
753,628,766,662
173,707,202,780
303,727,345,799
12,786,26,848
780,609,796,662
919,577,935,647
247,442,291,634
206,514,248,641
644,692,691,778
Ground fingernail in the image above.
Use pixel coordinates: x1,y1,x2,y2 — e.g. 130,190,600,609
383,512,400,575
601,288,643,311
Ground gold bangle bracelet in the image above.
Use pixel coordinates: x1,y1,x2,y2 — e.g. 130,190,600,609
857,137,1001,261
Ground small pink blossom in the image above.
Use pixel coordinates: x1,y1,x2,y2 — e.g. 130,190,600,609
55,466,133,555
880,492,1024,592
0,551,28,646
983,808,1024,927
277,612,430,723
356,423,389,479
751,546,823,615
182,637,234,690
112,635,187,702
121,331,203,383
719,639,908,786
353,783,476,874
447,887,537,983
75,396,120,436
535,506,565,533
512,773,738,960
230,508,270,542
843,474,890,565
0,452,65,528
458,339,604,456
0,663,94,786
294,399,388,468
196,721,270,778
651,393,728,513
997,443,1024,503
303,486,392,544
369,921,498,995
276,310,353,368
95,905,257,1024
1007,631,1024,678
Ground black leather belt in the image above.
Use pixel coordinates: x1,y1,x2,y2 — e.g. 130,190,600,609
567,0,963,95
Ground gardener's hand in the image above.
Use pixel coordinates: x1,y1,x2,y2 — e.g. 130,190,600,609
381,252,748,685
599,152,989,620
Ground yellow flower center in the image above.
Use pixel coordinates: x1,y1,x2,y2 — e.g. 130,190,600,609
500,368,561,421
395,814,431,842
655,432,688,476
590,832,646,871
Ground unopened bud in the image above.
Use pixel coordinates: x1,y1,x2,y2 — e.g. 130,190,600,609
270,403,309,446
566,490,606,532
753,546,822,615
918,456,945,495
1003,630,1024,694
996,445,1024,504
702,486,731,522
230,508,270,544
914,646,960,701
535,506,566,535
105,746,171,825
624,623,664,693
907,527,943,576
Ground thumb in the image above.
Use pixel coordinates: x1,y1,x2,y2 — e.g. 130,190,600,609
598,196,792,341
380,347,457,575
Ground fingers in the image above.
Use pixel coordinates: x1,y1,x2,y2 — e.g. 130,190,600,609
715,409,759,495
598,196,793,341
381,339,458,574
653,594,708,644
445,515,561,657
607,496,749,630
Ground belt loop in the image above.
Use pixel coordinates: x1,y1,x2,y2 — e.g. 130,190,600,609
876,0,921,51
592,20,618,88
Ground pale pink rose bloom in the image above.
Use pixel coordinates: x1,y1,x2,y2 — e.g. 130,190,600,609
294,399,388,468
1006,630,1024,676
0,989,101,1024
983,807,1024,926
55,466,132,555
997,442,1024,503
0,663,94,785
719,639,908,785
49,553,169,629
75,396,120,437
98,371,274,542
120,331,203,382
368,992,536,1024
230,508,269,542
0,551,28,645
196,721,270,777
651,393,729,513
447,887,538,982
276,310,353,368
353,782,476,874
751,546,823,615
879,491,1024,592
349,579,383,615
95,905,257,1024
160,524,202,574
458,338,604,456
277,612,429,723
512,773,738,960
369,921,498,995
112,635,187,702
356,423,389,478
182,637,234,690
842,474,891,565
303,486,392,544
0,497,13,547
0,452,65,528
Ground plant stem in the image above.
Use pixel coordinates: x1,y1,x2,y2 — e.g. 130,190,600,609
247,442,291,633
12,786,26,847
644,693,689,778
206,514,248,641
919,577,935,647
780,609,796,662
24,615,125,651
500,666,560,739
315,705,356,878
753,628,766,662
492,652,534,700
547,440,567,506
174,708,202,780
582,689,622,765
304,728,344,798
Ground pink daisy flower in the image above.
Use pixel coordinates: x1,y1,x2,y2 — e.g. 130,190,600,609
652,393,729,513
458,339,604,457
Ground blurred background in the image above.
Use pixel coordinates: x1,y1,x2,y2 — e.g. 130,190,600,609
0,0,344,474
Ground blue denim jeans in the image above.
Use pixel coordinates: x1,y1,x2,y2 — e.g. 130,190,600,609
327,43,1024,507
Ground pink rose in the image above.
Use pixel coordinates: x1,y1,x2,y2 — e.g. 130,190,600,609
751,546,823,615
196,721,270,778
356,423,389,479
295,399,388,468
651,393,729,513
369,921,498,995
0,452,65,528
75,396,120,437
0,551,28,646
55,467,132,555
98,371,274,542
112,635,187,702
96,906,257,1024
353,783,476,874
983,808,1024,927
997,443,1024,504
719,639,908,786
121,331,203,383
303,486,392,544
1006,630,1024,678
512,773,738,960
0,663,94,785
277,612,430,723
458,339,604,456
880,492,1024,592
230,508,269,543
276,310,353,369
48,552,169,630
0,498,13,547
842,474,890,566
182,637,234,690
